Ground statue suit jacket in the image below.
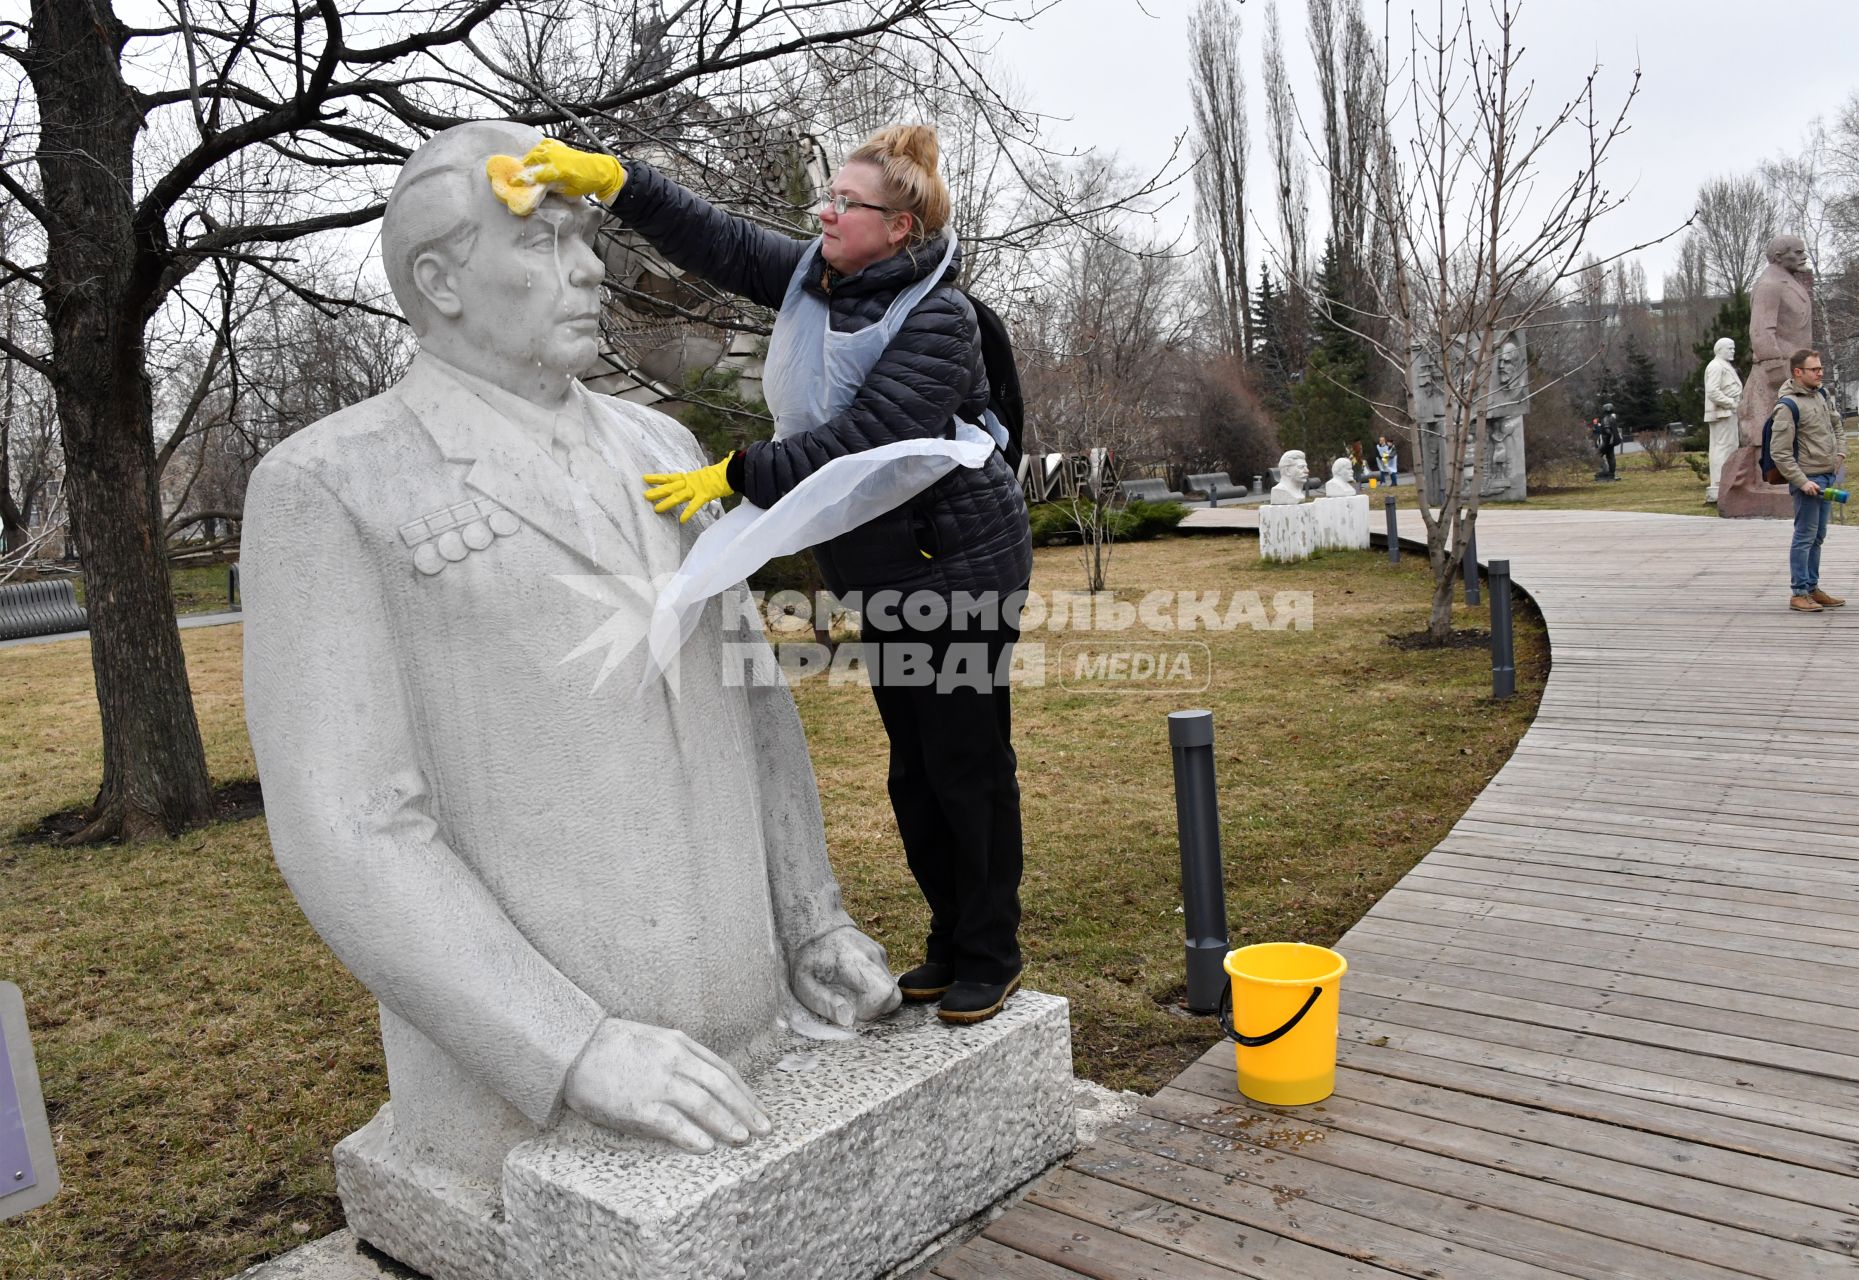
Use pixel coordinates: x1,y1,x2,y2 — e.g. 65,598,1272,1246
242,353,853,1179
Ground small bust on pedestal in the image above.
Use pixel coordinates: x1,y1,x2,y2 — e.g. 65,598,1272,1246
1271,450,1310,504
1323,458,1358,497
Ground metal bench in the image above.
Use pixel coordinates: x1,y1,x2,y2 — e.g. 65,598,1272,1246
1119,477,1187,504
0,579,88,641
1185,471,1249,507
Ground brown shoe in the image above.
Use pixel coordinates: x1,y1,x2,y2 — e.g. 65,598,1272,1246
1810,589,1846,607
1791,595,1825,612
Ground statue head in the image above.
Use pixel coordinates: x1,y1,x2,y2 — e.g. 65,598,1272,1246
1601,402,1614,414
1497,338,1521,389
383,122,608,398
1713,337,1736,362
1765,234,1810,274
1331,457,1353,483
1278,450,1309,487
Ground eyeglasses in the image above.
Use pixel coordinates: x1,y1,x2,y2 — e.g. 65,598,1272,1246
1803,365,1825,373
815,190,893,217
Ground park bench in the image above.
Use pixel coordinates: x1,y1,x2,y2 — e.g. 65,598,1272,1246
1119,477,1187,504
1185,471,1249,506
0,579,88,641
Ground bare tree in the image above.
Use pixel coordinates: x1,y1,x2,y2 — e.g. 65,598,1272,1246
1693,174,1776,298
1,0,1042,842
1189,0,1251,360
1306,0,1382,287
1261,1,1307,293
1342,2,1654,642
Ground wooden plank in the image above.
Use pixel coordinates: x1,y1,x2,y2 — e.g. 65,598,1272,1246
1103,1111,1755,1280
1334,1004,1859,1141
1167,1061,1859,1218
1070,1136,1567,1280
1137,1083,1851,1276
931,1235,1093,1279
1340,928,1859,1044
981,1199,1254,1280
1424,846,1859,918
1023,1167,1401,1280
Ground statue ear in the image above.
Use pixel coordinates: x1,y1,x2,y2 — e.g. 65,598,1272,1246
413,250,465,321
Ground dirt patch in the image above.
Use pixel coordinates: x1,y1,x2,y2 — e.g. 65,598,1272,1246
24,778,264,845
1386,627,1490,651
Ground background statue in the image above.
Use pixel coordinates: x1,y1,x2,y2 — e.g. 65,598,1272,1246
1323,457,1358,497
241,121,899,1192
1703,337,1744,503
1740,235,1814,447
1271,450,1310,504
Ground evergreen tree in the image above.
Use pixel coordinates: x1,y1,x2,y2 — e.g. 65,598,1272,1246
1287,240,1372,463
1617,335,1663,435
1250,264,1295,416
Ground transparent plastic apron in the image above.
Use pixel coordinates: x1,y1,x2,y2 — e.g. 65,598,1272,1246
644,236,994,684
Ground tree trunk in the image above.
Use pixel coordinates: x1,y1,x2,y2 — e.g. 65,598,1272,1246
28,0,213,841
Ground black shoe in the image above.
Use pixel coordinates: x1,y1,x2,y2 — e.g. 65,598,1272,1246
937,972,1022,1025
897,962,956,1002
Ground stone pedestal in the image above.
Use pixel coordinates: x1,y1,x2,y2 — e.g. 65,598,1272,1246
334,992,1074,1280
1314,496,1371,550
1717,448,1794,518
1259,503,1317,562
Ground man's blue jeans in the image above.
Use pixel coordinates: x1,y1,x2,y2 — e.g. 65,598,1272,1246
1791,472,1836,595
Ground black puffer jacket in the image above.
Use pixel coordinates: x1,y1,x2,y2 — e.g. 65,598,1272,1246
610,160,1032,600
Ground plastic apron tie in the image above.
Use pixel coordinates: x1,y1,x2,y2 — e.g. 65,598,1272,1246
643,235,993,688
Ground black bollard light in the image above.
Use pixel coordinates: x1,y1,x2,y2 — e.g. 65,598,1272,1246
229,562,241,612
1462,524,1480,606
1168,710,1230,1015
1490,559,1515,698
1383,491,1400,564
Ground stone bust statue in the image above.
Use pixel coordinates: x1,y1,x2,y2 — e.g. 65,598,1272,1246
1271,450,1310,504
1323,457,1357,497
240,121,899,1185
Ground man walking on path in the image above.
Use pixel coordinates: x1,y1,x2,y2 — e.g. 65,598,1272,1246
1770,348,1847,612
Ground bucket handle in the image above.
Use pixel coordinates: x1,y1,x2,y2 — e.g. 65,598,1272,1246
1218,983,1323,1048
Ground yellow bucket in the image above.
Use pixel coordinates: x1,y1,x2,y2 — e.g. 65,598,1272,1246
1220,943,1347,1106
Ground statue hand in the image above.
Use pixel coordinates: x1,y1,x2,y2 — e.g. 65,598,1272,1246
517,139,628,203
643,454,735,523
790,926,902,1027
563,1017,772,1153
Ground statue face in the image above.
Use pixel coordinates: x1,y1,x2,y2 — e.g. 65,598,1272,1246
1497,341,1519,388
1332,458,1353,481
1280,452,1308,486
1715,338,1735,361
1769,236,1810,272
423,189,607,380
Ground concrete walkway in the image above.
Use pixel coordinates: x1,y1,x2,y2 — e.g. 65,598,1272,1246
0,609,243,651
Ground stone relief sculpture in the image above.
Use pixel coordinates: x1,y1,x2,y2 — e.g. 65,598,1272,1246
237,122,1072,1280
1412,332,1529,504
1323,458,1358,497
1722,235,1813,517
1271,450,1310,504
1703,337,1744,504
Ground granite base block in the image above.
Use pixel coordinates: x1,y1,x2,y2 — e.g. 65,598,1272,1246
335,991,1074,1280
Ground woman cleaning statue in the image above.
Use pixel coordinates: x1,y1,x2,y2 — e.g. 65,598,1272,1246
498,127,1033,1025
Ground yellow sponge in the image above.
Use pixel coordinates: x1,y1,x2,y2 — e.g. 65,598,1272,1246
487,155,547,216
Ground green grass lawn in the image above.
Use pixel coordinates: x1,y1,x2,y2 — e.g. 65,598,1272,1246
67,563,239,617
0,534,1547,1279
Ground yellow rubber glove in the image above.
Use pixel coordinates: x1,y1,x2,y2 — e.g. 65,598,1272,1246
518,139,627,203
643,454,734,524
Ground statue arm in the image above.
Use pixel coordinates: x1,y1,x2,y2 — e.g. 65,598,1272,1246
1749,279,1787,363
241,457,606,1128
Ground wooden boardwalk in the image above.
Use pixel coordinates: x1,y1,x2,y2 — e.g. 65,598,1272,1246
922,508,1859,1279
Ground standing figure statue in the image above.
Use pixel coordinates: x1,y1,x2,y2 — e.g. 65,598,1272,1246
1703,337,1744,504
1593,403,1620,481
1721,235,1814,516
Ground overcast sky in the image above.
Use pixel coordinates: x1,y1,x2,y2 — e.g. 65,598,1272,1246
987,0,1859,298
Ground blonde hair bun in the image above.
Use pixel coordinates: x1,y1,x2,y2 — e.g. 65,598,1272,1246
848,124,951,247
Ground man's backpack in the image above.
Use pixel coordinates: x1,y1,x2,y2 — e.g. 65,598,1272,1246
964,292,1025,471
1759,397,1803,485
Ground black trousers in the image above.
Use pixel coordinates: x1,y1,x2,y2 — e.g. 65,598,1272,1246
860,594,1024,984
